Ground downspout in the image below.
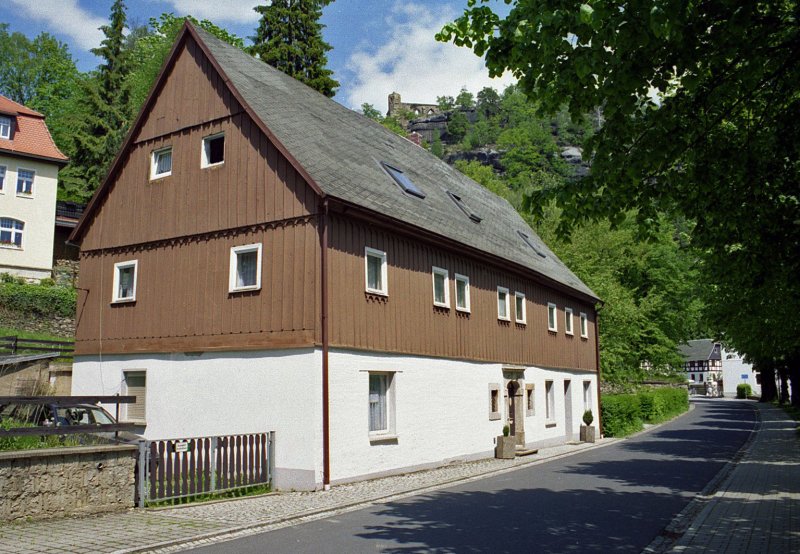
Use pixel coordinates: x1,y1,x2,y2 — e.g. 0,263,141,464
594,304,603,437
320,199,331,490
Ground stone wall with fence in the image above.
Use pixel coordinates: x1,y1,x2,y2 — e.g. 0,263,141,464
0,444,137,521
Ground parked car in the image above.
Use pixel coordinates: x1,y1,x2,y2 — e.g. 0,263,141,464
0,401,141,442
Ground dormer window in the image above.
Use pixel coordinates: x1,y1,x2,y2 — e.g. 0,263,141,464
517,230,547,259
0,116,11,139
381,162,425,199
151,147,172,179
447,191,482,223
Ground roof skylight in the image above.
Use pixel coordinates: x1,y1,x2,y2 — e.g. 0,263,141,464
517,230,547,259
381,162,426,199
447,191,482,223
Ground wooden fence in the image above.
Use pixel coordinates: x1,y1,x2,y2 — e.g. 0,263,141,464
136,432,274,506
0,336,74,361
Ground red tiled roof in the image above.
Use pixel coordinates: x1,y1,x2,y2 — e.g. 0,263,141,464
0,94,68,163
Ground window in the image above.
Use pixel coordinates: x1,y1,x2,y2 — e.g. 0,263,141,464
580,312,589,338
497,287,510,321
0,165,5,191
515,292,526,324
526,384,535,417
229,243,262,292
454,273,470,312
16,169,34,195
202,133,225,167
547,303,558,332
123,371,146,423
517,230,547,259
699,373,704,383
545,380,555,421
431,266,450,307
0,116,10,139
488,384,501,420
368,372,395,436
446,191,482,222
691,373,695,382
151,147,172,179
0,218,23,247
365,247,388,295
583,381,592,412
381,162,425,198
112,260,138,303
565,307,574,335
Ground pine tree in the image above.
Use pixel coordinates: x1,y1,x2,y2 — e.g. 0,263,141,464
250,0,339,97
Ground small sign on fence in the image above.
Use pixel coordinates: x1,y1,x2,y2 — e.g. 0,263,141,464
174,440,189,453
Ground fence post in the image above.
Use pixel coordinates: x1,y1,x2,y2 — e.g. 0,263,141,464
268,431,275,487
11,336,17,355
210,436,218,493
137,440,147,508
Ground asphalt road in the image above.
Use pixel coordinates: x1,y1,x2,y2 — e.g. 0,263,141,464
188,399,755,553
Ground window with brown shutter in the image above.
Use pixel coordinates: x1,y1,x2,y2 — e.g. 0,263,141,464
124,371,146,422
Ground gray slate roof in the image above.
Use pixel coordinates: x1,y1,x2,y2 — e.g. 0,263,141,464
194,26,597,301
678,339,721,362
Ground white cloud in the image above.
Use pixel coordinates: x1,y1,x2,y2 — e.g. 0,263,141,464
8,0,106,51
342,2,515,112
162,0,261,24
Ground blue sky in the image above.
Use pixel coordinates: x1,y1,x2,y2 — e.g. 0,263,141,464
0,0,514,111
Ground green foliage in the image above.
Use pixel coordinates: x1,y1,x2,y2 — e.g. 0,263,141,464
502,424,510,437
250,0,339,97
737,384,753,399
462,116,500,149
600,394,642,437
476,86,500,118
447,111,469,142
0,420,80,451
360,102,382,121
582,409,593,426
0,281,76,318
380,116,406,137
437,95,455,111
430,131,444,159
455,86,475,109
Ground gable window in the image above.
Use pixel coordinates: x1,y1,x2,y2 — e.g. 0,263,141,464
565,307,574,335
381,162,425,198
229,243,262,292
431,266,450,307
151,147,172,179
365,247,388,295
545,380,555,421
454,273,470,312
0,218,23,247
497,287,510,321
202,133,225,167
123,370,146,423
0,165,5,191
16,169,34,195
580,312,589,338
446,191,482,223
113,260,138,303
0,116,10,139
369,372,396,437
547,302,558,332
515,292,526,324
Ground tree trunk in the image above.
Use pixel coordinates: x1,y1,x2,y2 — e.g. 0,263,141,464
788,354,800,408
759,361,778,402
779,365,790,404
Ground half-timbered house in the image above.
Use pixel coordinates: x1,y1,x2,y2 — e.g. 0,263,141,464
70,23,601,490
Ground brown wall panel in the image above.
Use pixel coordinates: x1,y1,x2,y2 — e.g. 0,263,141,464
327,215,598,370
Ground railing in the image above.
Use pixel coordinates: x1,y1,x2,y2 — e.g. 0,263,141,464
136,432,275,507
0,336,75,361
0,395,137,438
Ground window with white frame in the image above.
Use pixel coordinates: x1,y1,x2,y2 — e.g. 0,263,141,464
488,383,501,420
151,147,172,179
515,292,526,324
565,307,574,335
454,273,470,312
123,370,146,423
229,243,262,292
112,260,138,303
16,169,34,195
545,380,555,421
0,165,6,191
202,133,225,167
583,381,592,412
431,266,450,307
580,312,589,338
365,247,388,295
0,217,23,247
497,287,510,320
547,302,558,332
0,116,10,139
526,383,535,416
368,372,395,436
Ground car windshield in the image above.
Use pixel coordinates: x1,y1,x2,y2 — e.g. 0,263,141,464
56,406,115,425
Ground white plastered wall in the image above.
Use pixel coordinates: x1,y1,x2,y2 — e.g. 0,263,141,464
0,155,58,280
721,349,760,397
71,348,323,490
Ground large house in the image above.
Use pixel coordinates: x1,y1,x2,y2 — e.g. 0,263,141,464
678,339,723,393
0,95,68,280
70,23,601,490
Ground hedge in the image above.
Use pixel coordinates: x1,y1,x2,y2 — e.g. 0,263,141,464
737,384,752,399
0,281,76,318
602,387,689,437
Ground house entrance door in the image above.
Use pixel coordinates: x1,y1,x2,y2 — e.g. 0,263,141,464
507,381,519,437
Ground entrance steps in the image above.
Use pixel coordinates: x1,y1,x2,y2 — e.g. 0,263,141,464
515,446,539,457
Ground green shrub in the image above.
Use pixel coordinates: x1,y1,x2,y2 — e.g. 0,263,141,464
737,384,752,399
601,394,642,437
642,388,689,424
0,281,76,317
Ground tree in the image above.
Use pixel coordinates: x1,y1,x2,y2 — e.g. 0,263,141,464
455,86,475,109
250,0,339,97
430,131,444,159
436,95,455,111
447,111,469,142
476,86,500,118
360,102,382,121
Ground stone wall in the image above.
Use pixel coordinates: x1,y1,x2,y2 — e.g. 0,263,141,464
0,444,137,521
0,306,75,337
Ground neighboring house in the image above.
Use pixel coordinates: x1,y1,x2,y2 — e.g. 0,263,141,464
678,339,723,393
69,23,601,491
721,348,760,398
53,201,84,262
0,95,68,281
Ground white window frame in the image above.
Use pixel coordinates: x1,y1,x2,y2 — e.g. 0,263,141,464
112,260,138,303
16,168,34,197
150,146,172,180
545,380,555,422
0,165,6,192
514,291,526,324
364,247,388,296
228,243,262,293
123,370,147,423
431,266,450,308
201,132,225,168
497,287,510,321
368,371,396,440
0,217,24,248
565,307,574,335
580,312,589,338
547,302,558,332
454,273,470,313
0,116,10,139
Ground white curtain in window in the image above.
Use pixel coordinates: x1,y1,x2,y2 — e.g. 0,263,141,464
367,255,382,290
237,251,257,287
118,266,134,298
156,150,172,174
369,374,387,432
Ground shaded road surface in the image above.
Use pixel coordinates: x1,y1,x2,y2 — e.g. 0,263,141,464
188,399,755,553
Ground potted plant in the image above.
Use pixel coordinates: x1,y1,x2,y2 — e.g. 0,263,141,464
495,424,515,459
580,410,596,443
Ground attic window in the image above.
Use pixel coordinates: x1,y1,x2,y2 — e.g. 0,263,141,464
517,230,547,259
202,133,224,167
381,162,425,199
447,191,482,223
0,116,10,139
